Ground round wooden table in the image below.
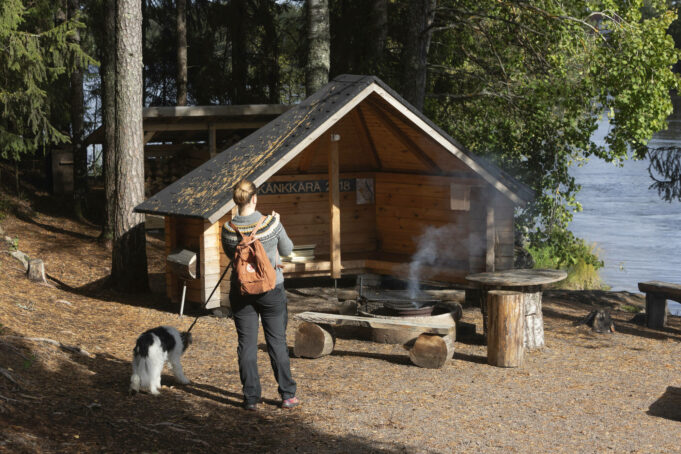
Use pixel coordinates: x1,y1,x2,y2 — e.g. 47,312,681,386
466,269,567,349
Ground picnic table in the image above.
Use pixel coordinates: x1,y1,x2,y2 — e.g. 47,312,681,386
637,281,681,329
466,269,567,349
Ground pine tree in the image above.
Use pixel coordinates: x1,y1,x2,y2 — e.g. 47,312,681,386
0,0,93,165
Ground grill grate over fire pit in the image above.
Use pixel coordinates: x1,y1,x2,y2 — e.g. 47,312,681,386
357,285,441,317
353,279,462,344
382,299,439,317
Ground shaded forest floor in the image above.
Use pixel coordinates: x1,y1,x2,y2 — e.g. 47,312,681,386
1,189,681,453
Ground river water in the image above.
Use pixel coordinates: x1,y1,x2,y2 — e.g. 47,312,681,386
569,110,681,314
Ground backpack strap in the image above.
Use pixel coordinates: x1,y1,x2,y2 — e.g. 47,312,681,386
248,216,267,240
228,216,267,244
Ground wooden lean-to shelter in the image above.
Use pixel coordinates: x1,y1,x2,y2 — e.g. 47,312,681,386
135,75,533,309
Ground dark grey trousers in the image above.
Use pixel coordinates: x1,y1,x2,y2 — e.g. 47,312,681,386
230,283,296,404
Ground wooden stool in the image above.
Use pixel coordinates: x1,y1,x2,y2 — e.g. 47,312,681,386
487,290,525,368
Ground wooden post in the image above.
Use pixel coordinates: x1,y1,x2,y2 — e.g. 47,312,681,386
487,290,524,367
208,123,217,157
485,198,495,272
165,216,180,302
329,133,341,279
646,293,667,330
294,322,335,358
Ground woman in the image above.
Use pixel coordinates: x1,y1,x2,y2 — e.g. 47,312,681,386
221,179,298,411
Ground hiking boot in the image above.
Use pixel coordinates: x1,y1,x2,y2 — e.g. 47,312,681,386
281,397,300,409
243,401,258,411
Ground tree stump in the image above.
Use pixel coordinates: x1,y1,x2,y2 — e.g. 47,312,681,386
487,290,525,368
408,332,455,369
27,259,47,284
294,322,335,358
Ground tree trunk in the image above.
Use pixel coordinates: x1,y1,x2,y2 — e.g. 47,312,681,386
69,0,87,221
176,0,187,106
306,0,330,97
399,0,436,111
112,0,149,292
294,322,335,358
230,0,248,104
14,159,19,195
487,291,524,368
408,332,454,369
368,0,387,73
99,0,116,249
142,0,148,103
262,1,279,104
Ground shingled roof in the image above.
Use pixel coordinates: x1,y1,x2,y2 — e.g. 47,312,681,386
135,74,533,224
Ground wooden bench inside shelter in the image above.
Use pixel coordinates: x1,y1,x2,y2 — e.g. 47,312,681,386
293,312,455,369
637,281,681,330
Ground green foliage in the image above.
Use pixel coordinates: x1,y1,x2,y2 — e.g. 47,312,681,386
9,236,19,252
0,0,94,161
23,353,35,369
528,238,608,290
422,0,680,263
620,304,642,313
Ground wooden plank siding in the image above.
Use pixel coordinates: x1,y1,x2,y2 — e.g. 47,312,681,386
256,172,378,259
468,187,515,273
200,220,221,309
374,173,472,282
166,216,204,305
166,175,515,304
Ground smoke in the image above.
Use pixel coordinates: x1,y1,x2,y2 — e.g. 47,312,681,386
408,224,466,299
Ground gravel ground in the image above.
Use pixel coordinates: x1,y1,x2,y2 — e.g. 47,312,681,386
1,201,680,453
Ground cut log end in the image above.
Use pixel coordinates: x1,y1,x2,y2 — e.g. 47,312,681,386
294,322,335,358
27,259,47,284
408,332,454,369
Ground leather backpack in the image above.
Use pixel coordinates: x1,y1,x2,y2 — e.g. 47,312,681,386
229,216,277,295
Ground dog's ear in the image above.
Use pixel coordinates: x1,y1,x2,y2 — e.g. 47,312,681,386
181,331,193,346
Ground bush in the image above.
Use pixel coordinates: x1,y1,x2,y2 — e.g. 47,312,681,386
527,239,608,290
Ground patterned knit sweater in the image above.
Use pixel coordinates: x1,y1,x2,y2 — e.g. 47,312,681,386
221,211,293,286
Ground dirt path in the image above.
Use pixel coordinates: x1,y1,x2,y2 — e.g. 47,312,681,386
1,202,680,453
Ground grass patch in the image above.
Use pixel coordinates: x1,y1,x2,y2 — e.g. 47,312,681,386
528,243,609,290
620,304,642,313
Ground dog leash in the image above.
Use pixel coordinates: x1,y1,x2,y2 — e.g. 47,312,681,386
185,263,232,334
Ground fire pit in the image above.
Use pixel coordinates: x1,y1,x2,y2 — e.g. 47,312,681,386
354,288,461,344
382,299,439,317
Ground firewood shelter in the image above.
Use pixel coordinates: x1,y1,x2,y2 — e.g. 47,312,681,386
134,75,533,309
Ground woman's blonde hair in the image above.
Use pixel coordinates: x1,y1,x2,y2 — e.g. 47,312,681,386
233,179,257,207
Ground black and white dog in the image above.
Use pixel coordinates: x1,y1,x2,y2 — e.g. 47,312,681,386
130,326,192,395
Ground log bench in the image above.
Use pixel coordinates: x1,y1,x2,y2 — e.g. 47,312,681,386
293,312,455,369
637,281,681,330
